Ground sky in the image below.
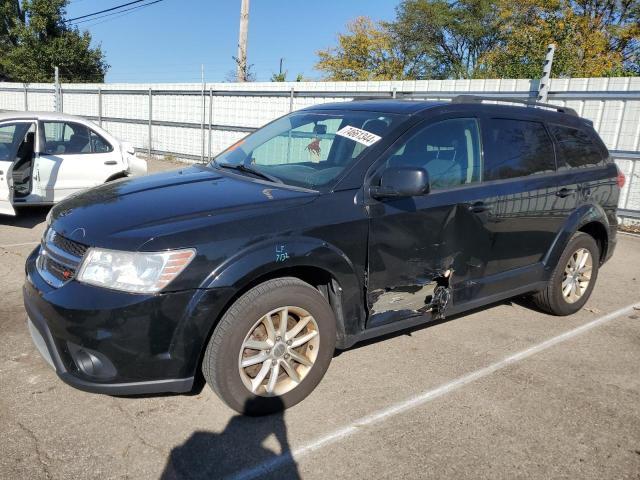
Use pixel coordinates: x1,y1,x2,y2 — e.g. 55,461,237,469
65,0,401,84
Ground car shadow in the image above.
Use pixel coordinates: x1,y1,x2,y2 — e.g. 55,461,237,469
1,206,50,229
160,397,300,479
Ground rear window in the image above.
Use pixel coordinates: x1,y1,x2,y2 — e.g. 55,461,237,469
483,119,556,181
548,124,605,168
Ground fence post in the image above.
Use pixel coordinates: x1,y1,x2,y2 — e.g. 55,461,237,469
148,88,153,158
201,82,206,163
53,66,64,112
289,87,294,112
98,88,102,126
537,44,555,103
208,88,213,162
23,84,28,110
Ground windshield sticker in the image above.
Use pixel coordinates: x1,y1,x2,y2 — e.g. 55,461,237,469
336,126,381,147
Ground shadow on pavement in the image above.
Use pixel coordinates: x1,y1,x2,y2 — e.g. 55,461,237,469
0,206,50,229
160,397,299,479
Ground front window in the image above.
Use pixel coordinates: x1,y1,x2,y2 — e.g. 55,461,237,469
212,111,406,189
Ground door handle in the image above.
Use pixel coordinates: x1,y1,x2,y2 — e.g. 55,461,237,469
555,188,574,198
467,201,490,213
104,160,117,165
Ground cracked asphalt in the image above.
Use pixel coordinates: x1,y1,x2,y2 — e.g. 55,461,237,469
1,158,639,479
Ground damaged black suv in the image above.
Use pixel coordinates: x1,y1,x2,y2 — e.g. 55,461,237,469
24,96,622,415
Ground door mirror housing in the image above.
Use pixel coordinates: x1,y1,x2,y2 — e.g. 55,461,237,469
370,166,430,199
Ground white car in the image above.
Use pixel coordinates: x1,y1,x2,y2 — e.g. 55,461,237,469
0,112,147,216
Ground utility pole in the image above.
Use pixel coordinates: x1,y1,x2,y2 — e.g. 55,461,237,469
537,44,555,103
236,0,250,82
279,58,284,76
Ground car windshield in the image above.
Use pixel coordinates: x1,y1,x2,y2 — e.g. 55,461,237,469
211,111,406,189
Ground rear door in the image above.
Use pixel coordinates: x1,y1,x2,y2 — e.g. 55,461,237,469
37,121,122,202
477,116,562,292
0,121,34,215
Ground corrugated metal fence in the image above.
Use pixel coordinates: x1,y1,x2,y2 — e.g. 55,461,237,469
1,77,639,222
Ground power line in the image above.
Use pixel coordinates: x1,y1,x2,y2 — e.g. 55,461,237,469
66,0,148,22
72,0,165,26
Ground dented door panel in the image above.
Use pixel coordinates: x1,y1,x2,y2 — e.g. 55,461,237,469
366,185,495,327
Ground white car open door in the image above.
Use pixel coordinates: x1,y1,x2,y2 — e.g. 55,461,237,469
0,158,15,216
0,121,33,216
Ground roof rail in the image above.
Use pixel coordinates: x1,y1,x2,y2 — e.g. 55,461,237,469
451,94,578,117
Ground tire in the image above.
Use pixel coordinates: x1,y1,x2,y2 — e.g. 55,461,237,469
202,277,336,416
532,232,600,315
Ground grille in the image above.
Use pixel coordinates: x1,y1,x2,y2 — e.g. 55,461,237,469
51,232,88,258
36,229,88,288
42,257,73,283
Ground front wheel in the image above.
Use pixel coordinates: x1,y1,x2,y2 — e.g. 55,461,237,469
202,277,336,415
532,232,600,315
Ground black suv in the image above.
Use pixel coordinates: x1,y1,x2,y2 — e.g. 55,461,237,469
24,96,622,415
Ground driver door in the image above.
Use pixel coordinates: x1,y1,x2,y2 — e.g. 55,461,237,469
366,116,492,326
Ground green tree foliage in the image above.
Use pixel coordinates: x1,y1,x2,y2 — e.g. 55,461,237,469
270,71,305,82
478,0,639,77
316,0,639,80
316,17,408,81
0,0,108,82
389,0,502,79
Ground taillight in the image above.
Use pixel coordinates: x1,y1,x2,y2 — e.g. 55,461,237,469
616,167,626,188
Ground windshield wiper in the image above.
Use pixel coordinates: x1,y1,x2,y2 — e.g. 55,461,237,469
216,162,282,184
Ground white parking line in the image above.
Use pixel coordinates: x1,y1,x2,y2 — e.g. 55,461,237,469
228,302,640,480
0,241,39,248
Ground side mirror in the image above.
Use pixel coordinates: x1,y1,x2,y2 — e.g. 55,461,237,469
121,141,136,155
370,166,430,199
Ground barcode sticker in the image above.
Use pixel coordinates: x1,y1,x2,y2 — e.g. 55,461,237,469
335,126,382,147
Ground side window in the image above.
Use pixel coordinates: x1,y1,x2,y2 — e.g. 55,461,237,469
89,130,113,153
0,123,34,161
483,119,555,181
548,124,604,168
43,122,92,155
385,118,482,190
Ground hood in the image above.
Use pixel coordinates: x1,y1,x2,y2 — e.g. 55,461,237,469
49,165,316,249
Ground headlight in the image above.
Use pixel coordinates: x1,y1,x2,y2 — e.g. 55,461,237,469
77,248,196,293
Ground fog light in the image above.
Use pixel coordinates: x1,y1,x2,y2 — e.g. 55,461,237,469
67,342,117,380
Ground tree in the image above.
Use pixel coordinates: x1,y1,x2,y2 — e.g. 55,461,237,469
315,17,407,81
270,71,305,82
479,0,639,77
388,0,503,79
225,55,256,82
316,0,638,80
0,0,108,83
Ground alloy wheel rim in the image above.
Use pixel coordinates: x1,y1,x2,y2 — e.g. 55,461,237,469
561,248,592,304
238,306,320,397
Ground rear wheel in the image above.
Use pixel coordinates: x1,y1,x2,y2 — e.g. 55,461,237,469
532,232,599,315
202,277,336,415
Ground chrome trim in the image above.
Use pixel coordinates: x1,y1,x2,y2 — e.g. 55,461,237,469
36,228,85,288
41,238,82,268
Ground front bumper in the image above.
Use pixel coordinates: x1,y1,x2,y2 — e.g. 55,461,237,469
24,248,232,395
